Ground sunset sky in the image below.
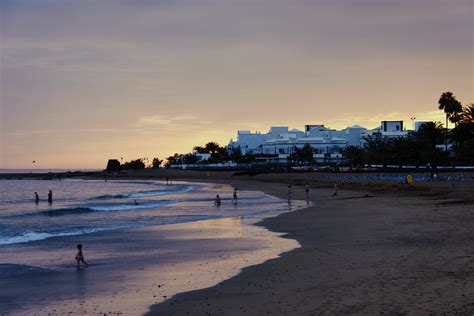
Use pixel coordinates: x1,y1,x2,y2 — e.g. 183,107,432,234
1,0,472,169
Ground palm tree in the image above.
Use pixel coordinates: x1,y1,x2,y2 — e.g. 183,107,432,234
389,136,417,168
450,104,474,163
416,122,446,166
230,146,244,163
203,142,222,154
438,91,462,151
459,103,474,124
363,134,390,168
291,144,314,165
343,146,365,169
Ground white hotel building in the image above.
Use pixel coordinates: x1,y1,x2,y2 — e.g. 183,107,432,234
227,120,413,163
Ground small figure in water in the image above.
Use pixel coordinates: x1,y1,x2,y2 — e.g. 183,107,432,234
75,244,88,268
332,184,338,196
305,185,309,204
166,177,169,185
232,188,238,204
34,192,39,204
287,185,292,203
47,190,53,204
134,199,138,205
214,194,221,207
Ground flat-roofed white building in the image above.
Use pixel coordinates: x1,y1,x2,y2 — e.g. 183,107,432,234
228,123,368,163
361,120,409,140
227,120,424,163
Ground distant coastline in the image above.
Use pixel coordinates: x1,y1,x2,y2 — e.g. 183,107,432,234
0,168,101,174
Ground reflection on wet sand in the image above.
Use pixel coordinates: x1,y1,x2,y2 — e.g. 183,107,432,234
1,214,301,315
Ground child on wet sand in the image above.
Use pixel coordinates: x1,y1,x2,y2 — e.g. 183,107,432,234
75,244,88,268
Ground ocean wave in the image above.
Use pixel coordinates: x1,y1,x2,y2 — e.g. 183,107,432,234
6,200,176,218
0,215,221,246
93,186,193,200
39,200,175,216
0,225,143,245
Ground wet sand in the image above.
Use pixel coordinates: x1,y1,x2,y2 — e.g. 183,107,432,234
0,199,301,315
2,170,474,314
141,170,474,315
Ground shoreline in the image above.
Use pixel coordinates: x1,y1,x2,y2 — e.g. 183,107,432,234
146,174,474,314
3,170,474,314
0,180,306,315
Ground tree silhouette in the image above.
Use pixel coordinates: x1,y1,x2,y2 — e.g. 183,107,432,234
203,142,221,154
343,146,365,169
450,104,474,163
416,122,446,166
121,158,146,170
389,136,418,168
291,144,314,165
165,153,181,167
438,91,462,151
151,157,163,169
363,134,390,168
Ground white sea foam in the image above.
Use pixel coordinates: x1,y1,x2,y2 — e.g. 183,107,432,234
88,200,174,211
0,225,142,245
124,186,193,198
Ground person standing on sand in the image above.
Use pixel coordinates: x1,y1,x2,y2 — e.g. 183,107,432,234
305,185,309,204
34,192,39,204
287,185,292,203
47,190,53,204
75,244,88,268
232,188,238,204
332,184,338,196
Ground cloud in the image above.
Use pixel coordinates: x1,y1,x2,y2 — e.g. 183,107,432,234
1,0,471,168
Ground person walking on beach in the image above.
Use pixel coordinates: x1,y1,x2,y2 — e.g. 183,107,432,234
47,190,53,204
214,195,221,207
232,188,238,204
75,244,88,268
34,192,39,204
287,185,292,203
305,185,309,204
166,177,169,185
332,184,338,196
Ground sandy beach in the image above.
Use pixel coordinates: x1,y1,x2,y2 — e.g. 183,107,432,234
2,169,474,315
136,169,474,315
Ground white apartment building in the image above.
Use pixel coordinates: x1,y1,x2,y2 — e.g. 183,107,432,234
228,121,411,163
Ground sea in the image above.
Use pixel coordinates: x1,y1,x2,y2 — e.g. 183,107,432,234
0,178,297,246
0,178,306,314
